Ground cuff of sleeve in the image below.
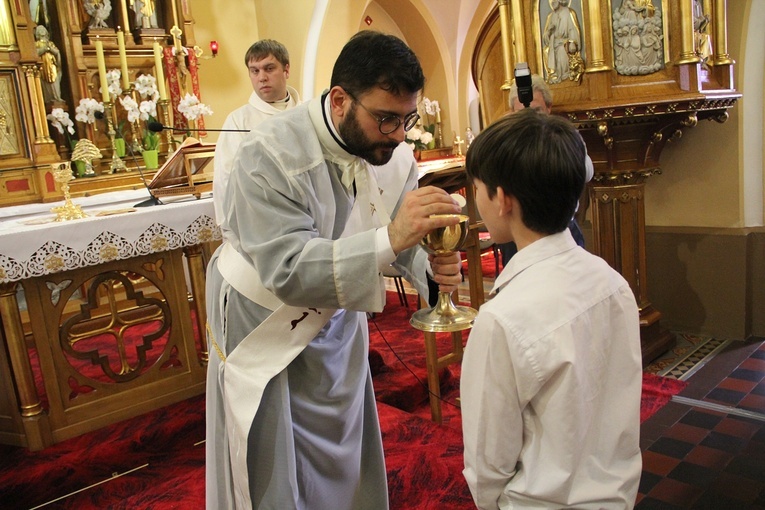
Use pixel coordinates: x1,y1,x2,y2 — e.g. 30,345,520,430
376,226,396,271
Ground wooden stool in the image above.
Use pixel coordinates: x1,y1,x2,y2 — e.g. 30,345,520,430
422,329,468,424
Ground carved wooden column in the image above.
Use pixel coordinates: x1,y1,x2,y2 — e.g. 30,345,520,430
572,99,738,363
0,282,52,449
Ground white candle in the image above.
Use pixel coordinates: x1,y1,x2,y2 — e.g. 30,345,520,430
153,42,167,100
94,38,110,102
117,29,130,89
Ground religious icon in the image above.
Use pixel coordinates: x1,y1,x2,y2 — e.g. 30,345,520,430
541,0,583,84
34,25,63,103
83,0,112,29
130,0,159,29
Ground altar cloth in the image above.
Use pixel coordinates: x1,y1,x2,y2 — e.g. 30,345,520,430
0,190,221,283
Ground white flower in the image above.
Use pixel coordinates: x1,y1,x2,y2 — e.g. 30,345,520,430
406,126,423,142
134,74,159,101
407,142,415,151
420,131,434,145
177,93,213,121
47,108,74,135
119,95,140,123
423,97,440,117
74,98,104,124
106,69,122,97
139,100,157,121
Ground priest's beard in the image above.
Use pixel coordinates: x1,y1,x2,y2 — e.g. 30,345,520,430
339,105,399,166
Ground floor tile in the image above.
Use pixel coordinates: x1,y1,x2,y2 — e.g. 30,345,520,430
724,452,765,482
712,416,761,440
708,470,763,503
700,431,748,455
635,496,683,509
646,477,703,507
679,409,724,430
683,444,733,470
730,367,765,383
648,437,696,459
667,461,717,486
705,387,746,406
717,376,758,394
741,357,765,372
638,470,663,494
641,450,681,476
739,393,765,413
664,422,709,445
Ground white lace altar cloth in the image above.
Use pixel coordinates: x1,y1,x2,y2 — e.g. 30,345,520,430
0,190,221,284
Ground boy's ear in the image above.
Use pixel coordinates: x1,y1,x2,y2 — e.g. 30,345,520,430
495,187,514,216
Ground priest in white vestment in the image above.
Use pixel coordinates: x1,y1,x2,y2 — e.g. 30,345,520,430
213,39,300,240
205,31,464,509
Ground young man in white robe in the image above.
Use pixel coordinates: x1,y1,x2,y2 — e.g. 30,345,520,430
205,31,464,509
213,39,301,239
461,109,642,509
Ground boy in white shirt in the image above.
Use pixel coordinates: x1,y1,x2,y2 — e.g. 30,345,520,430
461,109,642,510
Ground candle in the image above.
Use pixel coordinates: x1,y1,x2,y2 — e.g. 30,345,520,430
153,42,167,100
436,109,441,123
117,29,130,90
94,38,110,102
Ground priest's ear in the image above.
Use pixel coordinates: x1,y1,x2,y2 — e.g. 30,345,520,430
328,87,352,120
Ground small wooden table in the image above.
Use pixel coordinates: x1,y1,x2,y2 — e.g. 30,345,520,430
417,158,484,423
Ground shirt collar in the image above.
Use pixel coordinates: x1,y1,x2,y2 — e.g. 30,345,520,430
491,229,579,296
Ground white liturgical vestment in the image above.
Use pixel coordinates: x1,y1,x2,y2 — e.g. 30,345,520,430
212,86,300,238
205,94,430,510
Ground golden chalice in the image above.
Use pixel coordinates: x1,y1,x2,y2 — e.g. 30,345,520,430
410,214,478,332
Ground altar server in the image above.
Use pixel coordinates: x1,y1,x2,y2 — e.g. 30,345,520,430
213,39,300,238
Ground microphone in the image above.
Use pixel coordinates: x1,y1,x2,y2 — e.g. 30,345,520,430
95,111,163,207
514,62,533,109
147,121,248,133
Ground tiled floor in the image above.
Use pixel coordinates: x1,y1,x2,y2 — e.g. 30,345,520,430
637,337,765,509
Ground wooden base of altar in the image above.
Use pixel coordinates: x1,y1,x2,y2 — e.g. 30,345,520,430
0,245,210,451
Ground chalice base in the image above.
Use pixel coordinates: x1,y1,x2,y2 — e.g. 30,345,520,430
410,293,477,332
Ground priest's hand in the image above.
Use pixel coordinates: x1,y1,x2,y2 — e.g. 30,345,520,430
388,186,462,255
429,252,462,293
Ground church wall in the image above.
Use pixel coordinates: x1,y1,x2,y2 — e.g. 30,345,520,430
188,0,260,143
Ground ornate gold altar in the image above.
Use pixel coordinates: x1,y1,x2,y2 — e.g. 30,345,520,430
0,0,207,207
474,0,739,362
0,192,220,450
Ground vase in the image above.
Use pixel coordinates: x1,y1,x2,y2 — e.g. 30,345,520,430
413,149,422,161
114,138,126,157
142,149,159,169
72,160,87,178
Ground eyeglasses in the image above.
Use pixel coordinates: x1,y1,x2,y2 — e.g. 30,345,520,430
347,92,420,135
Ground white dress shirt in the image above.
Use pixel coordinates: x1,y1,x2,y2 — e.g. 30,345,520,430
461,230,642,509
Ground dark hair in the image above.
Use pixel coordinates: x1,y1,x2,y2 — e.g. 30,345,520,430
466,109,586,235
244,39,289,68
330,31,424,98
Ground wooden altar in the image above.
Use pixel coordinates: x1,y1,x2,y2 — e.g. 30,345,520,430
474,0,739,363
0,1,204,208
0,191,220,450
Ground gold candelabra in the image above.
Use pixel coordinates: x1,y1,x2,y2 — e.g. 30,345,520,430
103,102,127,173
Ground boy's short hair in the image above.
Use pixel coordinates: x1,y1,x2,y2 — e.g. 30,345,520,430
466,109,586,235
245,39,290,68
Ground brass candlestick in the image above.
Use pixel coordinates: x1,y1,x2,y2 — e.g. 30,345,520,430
51,162,88,221
410,214,478,332
128,87,144,155
159,99,176,152
103,102,127,173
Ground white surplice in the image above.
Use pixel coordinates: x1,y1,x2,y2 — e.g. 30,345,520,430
212,86,301,236
206,95,430,509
